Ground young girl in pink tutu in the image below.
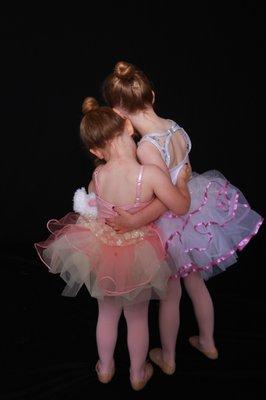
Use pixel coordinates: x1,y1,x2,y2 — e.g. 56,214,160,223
35,97,191,390
103,61,263,373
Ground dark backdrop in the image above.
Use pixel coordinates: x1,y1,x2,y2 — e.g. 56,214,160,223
1,3,265,399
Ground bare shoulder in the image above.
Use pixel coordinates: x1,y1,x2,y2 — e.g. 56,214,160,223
137,140,161,158
144,164,165,180
137,140,169,173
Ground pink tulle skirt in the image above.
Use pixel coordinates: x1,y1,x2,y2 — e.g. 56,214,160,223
156,170,263,280
35,213,172,304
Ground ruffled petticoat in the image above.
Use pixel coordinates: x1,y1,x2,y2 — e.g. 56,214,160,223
35,213,172,304
156,170,263,280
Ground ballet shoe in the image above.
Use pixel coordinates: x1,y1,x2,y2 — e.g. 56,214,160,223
95,360,115,384
130,362,154,391
188,336,219,360
149,348,176,375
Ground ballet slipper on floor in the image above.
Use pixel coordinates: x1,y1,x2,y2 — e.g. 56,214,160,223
188,336,219,360
95,360,115,384
130,362,154,391
149,348,176,375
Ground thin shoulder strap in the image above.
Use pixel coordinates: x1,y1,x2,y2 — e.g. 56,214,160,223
135,166,144,204
93,166,103,195
167,121,180,134
171,122,192,153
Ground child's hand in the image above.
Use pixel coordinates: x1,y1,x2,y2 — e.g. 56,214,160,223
178,163,192,184
105,208,137,233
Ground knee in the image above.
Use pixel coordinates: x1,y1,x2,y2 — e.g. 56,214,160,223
165,278,182,302
184,271,202,287
98,299,122,320
123,301,149,322
183,272,206,294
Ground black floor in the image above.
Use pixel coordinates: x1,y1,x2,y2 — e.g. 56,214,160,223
1,234,266,400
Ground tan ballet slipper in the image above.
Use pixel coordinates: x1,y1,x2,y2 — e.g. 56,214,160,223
189,336,219,360
95,360,115,384
130,362,154,391
149,348,176,375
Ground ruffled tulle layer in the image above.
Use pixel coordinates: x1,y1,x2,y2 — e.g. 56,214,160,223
156,170,263,280
35,213,172,304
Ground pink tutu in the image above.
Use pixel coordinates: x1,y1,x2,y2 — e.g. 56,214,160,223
156,170,263,280
35,212,172,304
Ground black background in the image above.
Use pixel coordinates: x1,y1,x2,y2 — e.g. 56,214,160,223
1,2,265,399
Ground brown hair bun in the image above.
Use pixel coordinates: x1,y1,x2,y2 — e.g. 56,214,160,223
114,61,135,81
82,97,99,114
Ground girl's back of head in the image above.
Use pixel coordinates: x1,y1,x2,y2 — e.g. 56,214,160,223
80,97,125,151
103,61,154,113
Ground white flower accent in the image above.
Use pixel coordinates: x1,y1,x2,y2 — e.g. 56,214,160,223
73,188,98,217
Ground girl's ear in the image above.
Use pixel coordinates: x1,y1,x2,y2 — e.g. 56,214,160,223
151,90,155,105
124,118,134,136
113,107,126,119
89,148,104,159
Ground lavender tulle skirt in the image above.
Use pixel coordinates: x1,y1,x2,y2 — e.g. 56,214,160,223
156,170,263,280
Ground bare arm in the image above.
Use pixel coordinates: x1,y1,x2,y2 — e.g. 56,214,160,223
147,165,190,215
137,142,170,175
137,142,191,214
110,197,168,231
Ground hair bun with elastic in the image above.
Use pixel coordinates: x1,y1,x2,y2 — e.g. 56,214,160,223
114,61,135,81
82,97,99,114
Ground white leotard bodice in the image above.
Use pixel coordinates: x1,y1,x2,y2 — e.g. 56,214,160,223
137,120,192,185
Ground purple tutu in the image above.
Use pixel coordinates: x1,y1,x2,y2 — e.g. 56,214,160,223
156,170,263,280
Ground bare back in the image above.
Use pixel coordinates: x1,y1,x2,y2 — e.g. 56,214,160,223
93,162,155,207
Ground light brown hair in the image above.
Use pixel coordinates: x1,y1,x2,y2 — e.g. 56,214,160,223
103,61,154,113
80,97,126,166
80,97,125,150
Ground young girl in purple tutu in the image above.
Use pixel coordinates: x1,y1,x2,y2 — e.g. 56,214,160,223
35,97,191,390
103,61,263,373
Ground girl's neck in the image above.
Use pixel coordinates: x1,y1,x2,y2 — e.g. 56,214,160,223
127,108,169,137
104,145,136,164
106,153,136,164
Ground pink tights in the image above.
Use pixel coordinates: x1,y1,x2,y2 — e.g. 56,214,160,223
183,271,216,349
158,271,215,364
96,271,215,377
159,278,182,365
96,298,149,380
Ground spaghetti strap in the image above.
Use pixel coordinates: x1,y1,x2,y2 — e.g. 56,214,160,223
135,166,144,204
167,121,179,134
93,166,103,195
